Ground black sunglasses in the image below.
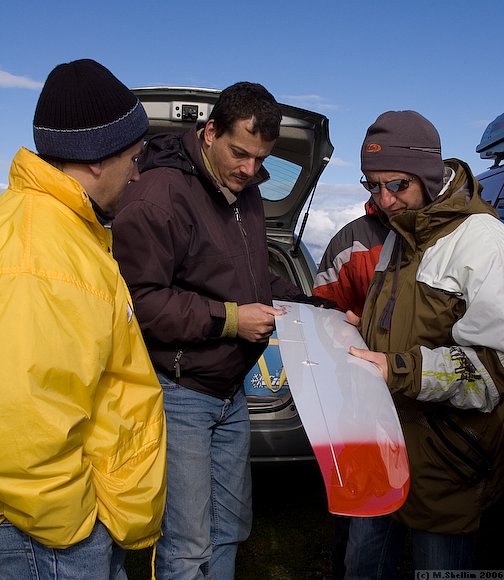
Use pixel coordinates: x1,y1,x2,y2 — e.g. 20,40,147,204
360,176,415,194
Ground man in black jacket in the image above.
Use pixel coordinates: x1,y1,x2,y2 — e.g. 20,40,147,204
113,82,309,580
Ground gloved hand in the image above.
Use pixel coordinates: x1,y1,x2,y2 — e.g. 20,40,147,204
290,293,338,309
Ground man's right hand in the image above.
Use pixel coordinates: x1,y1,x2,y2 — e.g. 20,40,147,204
237,303,284,343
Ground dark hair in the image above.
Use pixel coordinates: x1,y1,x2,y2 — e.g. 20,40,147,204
209,82,282,141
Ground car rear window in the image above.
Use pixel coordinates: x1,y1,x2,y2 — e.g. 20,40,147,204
260,157,302,201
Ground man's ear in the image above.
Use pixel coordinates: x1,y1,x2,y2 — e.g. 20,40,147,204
203,119,216,147
88,162,103,177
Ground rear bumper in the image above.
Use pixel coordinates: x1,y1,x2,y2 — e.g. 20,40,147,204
250,415,314,462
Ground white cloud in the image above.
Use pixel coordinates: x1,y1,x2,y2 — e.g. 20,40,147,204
328,156,353,168
297,182,370,264
0,69,43,90
313,182,368,206
280,94,338,111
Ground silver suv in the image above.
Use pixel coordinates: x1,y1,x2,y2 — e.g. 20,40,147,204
476,113,504,220
132,86,334,461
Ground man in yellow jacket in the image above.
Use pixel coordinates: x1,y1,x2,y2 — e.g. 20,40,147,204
0,59,166,579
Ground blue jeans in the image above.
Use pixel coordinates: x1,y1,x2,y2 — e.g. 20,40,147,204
155,374,252,580
0,519,126,580
344,516,476,580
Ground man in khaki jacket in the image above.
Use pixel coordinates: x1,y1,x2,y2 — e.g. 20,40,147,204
345,110,504,578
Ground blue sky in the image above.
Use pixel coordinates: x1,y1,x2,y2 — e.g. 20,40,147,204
1,0,502,261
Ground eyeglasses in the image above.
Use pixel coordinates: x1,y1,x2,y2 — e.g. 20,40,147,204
360,176,415,194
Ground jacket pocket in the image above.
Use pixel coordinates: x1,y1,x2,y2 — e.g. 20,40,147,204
424,409,492,485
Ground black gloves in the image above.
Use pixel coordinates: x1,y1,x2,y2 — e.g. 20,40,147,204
290,293,338,309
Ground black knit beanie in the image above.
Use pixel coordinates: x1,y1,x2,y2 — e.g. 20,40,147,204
361,110,444,202
33,59,148,163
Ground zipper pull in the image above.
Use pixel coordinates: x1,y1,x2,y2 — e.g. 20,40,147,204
233,205,247,237
174,350,183,378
